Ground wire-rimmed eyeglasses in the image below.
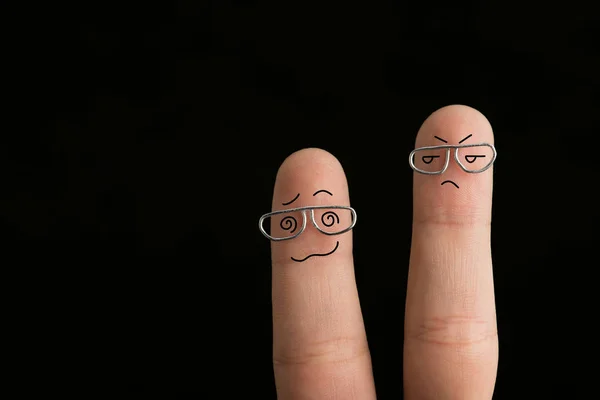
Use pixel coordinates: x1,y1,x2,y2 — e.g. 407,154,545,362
258,205,357,241
409,142,497,175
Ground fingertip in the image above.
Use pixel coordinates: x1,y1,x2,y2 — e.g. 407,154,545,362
273,148,349,210
266,147,353,265
416,104,494,147
411,105,496,224
275,148,345,181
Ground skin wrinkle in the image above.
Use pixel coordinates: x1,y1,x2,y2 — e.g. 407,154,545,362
413,217,491,227
273,336,371,366
412,315,498,346
414,202,492,226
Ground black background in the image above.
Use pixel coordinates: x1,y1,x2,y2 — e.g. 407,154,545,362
7,1,598,398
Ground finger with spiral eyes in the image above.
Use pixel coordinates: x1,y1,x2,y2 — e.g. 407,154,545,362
270,148,374,399
320,211,340,227
279,215,298,234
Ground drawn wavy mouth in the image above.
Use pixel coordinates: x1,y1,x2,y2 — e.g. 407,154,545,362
291,241,339,263
441,180,459,188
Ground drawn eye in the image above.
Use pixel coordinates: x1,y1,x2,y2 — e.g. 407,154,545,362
320,211,340,227
465,155,486,164
280,216,298,233
421,155,440,164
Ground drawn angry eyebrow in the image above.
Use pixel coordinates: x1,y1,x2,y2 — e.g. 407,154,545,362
313,189,333,196
282,193,300,206
459,134,473,144
434,136,448,143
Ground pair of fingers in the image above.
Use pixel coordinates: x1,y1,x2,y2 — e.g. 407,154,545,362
268,105,498,399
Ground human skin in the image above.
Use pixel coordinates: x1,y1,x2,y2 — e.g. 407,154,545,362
268,105,498,399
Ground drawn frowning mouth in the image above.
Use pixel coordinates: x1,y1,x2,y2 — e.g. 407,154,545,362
291,241,339,262
441,180,459,188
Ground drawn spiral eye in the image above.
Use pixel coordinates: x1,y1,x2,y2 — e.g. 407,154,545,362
465,155,485,164
321,211,340,227
280,216,298,233
421,155,440,164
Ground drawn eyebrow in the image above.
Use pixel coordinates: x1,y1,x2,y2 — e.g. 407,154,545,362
313,189,333,197
434,136,448,143
459,134,473,144
282,193,300,206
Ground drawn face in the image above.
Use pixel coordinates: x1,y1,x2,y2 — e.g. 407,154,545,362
259,189,357,262
409,133,497,189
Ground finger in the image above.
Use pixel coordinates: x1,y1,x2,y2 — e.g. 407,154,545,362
269,148,376,400
404,105,499,399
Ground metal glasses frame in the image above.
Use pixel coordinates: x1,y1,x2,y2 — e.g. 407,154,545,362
408,142,497,175
258,205,357,241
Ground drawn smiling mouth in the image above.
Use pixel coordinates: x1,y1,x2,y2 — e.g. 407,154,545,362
291,241,339,263
441,180,459,188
